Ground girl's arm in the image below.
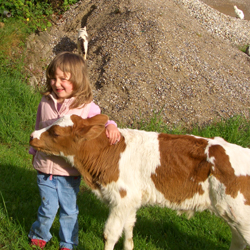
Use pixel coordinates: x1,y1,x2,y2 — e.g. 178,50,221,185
88,102,120,144
88,102,117,127
105,123,121,145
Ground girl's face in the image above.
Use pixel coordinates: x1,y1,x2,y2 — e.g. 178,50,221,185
50,67,74,103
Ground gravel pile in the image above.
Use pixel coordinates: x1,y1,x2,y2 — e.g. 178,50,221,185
25,0,250,129
176,0,250,45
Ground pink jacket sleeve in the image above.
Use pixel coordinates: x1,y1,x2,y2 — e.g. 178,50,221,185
88,102,117,127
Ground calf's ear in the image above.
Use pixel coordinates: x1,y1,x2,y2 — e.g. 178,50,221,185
71,114,108,140
86,114,109,126
85,125,105,140
76,125,105,141
70,114,109,126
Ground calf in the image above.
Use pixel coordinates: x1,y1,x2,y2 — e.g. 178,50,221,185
29,114,250,250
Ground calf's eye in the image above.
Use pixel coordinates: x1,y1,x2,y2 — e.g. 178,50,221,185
48,130,59,137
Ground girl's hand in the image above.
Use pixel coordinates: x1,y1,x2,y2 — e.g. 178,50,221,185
105,124,121,145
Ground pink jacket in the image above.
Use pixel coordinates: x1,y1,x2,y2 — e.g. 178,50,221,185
29,93,116,176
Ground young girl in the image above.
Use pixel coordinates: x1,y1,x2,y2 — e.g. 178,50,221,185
28,51,121,250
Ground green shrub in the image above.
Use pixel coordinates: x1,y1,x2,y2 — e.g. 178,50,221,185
0,0,52,31
0,0,79,32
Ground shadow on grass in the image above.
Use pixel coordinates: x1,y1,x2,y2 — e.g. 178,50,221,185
77,192,230,250
134,208,230,250
0,158,109,249
0,162,40,230
0,160,230,250
76,196,230,250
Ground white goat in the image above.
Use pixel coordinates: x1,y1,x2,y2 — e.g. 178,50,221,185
77,26,88,60
234,5,244,20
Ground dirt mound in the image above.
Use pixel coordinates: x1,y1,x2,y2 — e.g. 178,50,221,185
25,0,250,128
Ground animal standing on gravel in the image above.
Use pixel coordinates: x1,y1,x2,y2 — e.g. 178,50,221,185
77,26,88,60
30,114,250,250
234,5,244,20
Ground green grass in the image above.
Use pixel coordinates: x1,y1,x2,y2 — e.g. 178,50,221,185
0,67,40,146
1,68,249,249
0,141,233,250
1,15,250,250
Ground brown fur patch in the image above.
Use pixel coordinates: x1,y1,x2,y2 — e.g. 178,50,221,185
74,132,126,189
119,188,127,198
208,145,250,205
151,134,212,204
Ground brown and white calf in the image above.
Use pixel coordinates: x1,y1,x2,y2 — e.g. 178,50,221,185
30,114,250,250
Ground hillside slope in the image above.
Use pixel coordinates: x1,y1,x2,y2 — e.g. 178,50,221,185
26,0,250,128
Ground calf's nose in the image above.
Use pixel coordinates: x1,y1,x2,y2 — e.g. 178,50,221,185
30,132,35,142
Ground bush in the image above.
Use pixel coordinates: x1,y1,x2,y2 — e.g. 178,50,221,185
0,0,52,31
0,0,79,32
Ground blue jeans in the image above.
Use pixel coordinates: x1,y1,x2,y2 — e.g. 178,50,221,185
28,173,81,250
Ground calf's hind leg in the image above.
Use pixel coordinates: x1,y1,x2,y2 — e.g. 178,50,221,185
229,227,246,250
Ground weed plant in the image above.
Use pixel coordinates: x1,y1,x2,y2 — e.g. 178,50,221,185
1,0,52,32
0,0,79,32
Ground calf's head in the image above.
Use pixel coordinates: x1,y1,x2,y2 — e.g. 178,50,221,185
30,114,109,157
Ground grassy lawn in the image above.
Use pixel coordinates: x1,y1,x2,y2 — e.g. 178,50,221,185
0,136,233,250
1,63,248,250
1,13,250,250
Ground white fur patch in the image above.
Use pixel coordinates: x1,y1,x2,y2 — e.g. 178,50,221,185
205,137,250,176
209,176,250,225
102,128,161,207
32,115,74,140
60,151,75,167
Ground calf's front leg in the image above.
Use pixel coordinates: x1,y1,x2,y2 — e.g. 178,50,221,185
123,208,137,250
104,205,136,250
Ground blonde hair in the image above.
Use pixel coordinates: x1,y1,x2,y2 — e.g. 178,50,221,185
43,51,93,108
